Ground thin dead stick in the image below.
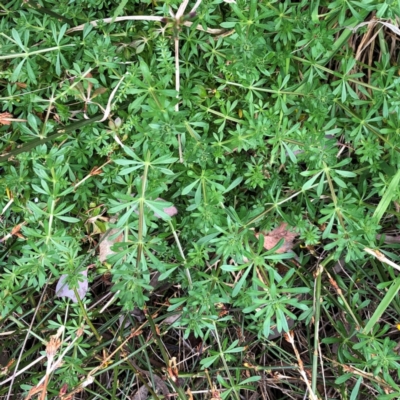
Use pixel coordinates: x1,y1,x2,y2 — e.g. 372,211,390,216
37,330,82,387
364,247,400,272
66,16,164,33
99,290,120,313
73,159,112,189
348,19,400,37
189,0,202,14
0,197,14,215
0,112,27,125
39,327,64,400
98,74,126,122
66,15,226,35
175,0,190,19
0,355,46,386
183,20,225,35
284,331,318,400
6,283,49,400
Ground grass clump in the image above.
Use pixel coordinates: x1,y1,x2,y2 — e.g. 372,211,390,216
1,0,400,398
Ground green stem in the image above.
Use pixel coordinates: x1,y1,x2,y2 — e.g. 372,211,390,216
145,312,187,399
167,220,192,288
311,254,334,395
74,287,102,342
136,152,150,270
46,197,55,244
212,322,240,400
323,162,345,230
0,43,75,60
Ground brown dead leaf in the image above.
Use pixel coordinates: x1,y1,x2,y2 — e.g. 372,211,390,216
255,223,298,254
162,313,182,325
0,112,27,125
99,228,124,262
211,386,222,400
92,87,108,99
167,357,179,383
11,223,23,236
17,82,27,88
0,113,13,126
132,385,149,400
58,383,68,397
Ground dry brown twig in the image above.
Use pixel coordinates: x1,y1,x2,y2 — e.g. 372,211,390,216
364,247,400,273
284,331,318,400
4,281,50,400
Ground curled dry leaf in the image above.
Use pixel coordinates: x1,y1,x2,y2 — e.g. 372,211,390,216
55,270,88,303
255,222,298,254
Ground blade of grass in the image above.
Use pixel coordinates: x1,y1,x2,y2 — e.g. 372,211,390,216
311,254,334,396
362,274,400,334
372,169,400,224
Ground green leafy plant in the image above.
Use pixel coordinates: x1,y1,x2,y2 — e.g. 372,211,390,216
1,0,400,398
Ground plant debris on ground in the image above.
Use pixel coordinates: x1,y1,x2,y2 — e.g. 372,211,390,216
1,0,400,398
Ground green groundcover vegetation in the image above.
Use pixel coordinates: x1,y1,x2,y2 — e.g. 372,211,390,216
1,0,400,398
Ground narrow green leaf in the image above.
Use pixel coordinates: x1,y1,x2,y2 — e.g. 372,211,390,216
31,184,48,195
373,169,400,223
118,165,144,175
56,216,80,222
302,171,323,191
224,176,243,193
332,176,347,188
145,200,172,220
311,0,320,22
240,376,261,385
159,267,178,280
199,355,219,368
11,59,26,82
232,265,252,297
350,376,363,400
11,28,25,50
28,201,47,216
182,179,199,195
225,346,245,353
114,159,139,166
362,276,400,334
335,169,357,177
152,154,178,165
